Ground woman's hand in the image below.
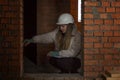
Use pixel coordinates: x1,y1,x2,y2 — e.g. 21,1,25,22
47,51,59,57
23,39,33,46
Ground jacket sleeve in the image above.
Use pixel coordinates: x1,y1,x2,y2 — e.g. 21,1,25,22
32,29,57,44
59,32,81,57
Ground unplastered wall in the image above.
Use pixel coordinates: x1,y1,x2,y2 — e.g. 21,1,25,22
0,0,23,80
0,0,120,80
84,0,120,78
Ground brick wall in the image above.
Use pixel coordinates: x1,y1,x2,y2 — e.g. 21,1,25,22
0,0,120,80
0,0,23,80
84,0,120,78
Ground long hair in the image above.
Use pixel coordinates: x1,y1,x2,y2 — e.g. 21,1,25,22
56,23,73,50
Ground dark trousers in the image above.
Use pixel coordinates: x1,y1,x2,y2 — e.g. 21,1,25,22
49,57,81,73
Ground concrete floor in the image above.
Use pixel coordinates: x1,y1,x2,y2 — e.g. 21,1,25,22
23,57,60,73
23,57,82,74
23,57,83,80
24,73,83,80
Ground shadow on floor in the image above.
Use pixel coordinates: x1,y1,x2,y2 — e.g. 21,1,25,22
23,57,60,73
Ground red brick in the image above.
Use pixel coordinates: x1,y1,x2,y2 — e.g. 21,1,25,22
116,8,120,12
112,49,120,54
112,13,120,19
104,55,113,60
84,43,93,48
84,60,99,65
84,7,92,12
114,20,120,24
100,60,119,65
84,55,94,60
97,7,105,12
5,36,19,41
102,2,110,7
9,61,20,66
8,1,20,5
100,49,114,54
94,43,103,48
104,20,113,25
112,2,120,7
84,20,94,24
84,1,99,7
104,66,113,71
6,49,18,54
111,60,119,65
93,66,103,72
1,31,10,36
113,55,120,59
114,43,120,48
5,12,18,18
109,37,120,42
8,25,19,30
12,19,20,24
113,66,120,71
112,25,120,30
100,14,107,19
84,49,99,54
84,66,93,72
114,31,120,36
106,8,115,12
101,37,108,42
104,31,113,36
3,6,20,11
94,20,103,25
84,25,99,31
84,37,100,42
94,55,104,60
84,72,99,77
94,31,103,36
0,0,8,4
3,6,9,11
1,18,10,24
84,14,93,18
104,43,113,48
1,42,10,48
0,49,5,53
11,55,19,60
100,25,113,31
84,31,93,36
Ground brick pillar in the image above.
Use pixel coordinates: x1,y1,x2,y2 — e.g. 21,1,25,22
0,0,23,80
84,0,120,79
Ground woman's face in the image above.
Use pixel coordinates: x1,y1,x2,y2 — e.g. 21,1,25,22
59,24,68,33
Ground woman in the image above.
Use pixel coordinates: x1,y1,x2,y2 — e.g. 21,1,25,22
24,13,81,73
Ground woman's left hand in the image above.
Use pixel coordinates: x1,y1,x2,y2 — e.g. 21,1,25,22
23,39,33,46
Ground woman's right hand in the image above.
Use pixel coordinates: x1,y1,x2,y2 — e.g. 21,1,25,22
23,39,33,46
47,51,59,57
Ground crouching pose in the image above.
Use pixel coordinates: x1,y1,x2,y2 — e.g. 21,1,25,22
24,13,82,73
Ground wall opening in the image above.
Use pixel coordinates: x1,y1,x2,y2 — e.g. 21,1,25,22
23,0,83,75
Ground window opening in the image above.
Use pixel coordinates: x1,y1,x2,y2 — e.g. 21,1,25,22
78,0,81,22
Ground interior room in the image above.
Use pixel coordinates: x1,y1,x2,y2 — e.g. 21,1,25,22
23,0,83,74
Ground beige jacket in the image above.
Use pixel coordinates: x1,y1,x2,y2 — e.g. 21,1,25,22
32,25,81,58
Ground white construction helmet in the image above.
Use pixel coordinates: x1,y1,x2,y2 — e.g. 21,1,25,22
56,13,74,25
